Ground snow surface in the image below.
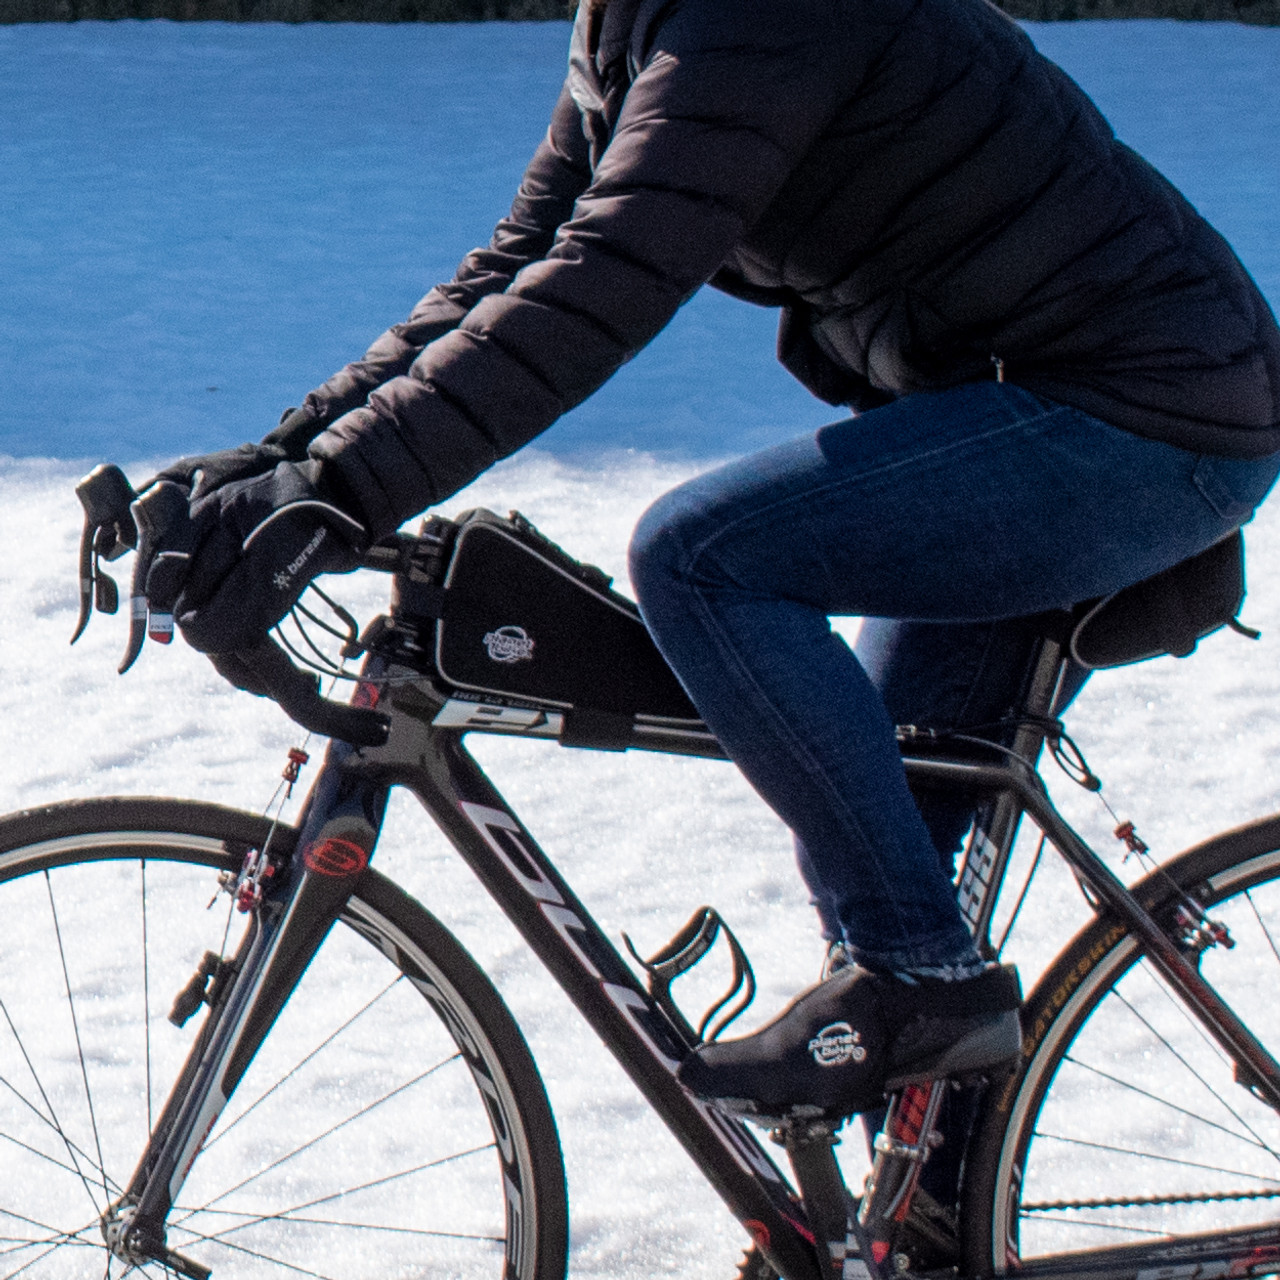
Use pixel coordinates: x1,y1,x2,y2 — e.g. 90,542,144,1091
1,17,1279,1279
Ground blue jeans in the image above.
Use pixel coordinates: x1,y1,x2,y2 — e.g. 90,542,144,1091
629,383,1280,972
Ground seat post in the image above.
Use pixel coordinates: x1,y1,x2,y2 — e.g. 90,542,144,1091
1008,626,1072,754
957,626,1071,947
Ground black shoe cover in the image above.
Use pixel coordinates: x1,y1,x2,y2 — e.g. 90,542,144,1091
676,964,1021,1121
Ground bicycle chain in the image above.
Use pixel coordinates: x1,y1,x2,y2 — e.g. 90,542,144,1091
1024,1186,1280,1212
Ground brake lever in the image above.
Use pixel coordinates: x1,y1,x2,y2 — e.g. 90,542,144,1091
72,464,138,644
71,462,393,746
119,482,190,673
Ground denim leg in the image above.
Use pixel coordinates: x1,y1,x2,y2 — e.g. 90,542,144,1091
798,616,1067,941
628,382,1280,972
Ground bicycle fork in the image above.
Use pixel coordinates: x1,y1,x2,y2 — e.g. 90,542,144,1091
101,741,388,1277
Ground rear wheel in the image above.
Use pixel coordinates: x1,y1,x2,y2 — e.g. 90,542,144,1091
0,797,568,1279
963,813,1280,1271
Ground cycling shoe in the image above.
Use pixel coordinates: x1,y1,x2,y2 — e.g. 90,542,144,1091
676,963,1021,1121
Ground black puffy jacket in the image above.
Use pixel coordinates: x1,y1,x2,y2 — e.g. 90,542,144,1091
307,0,1280,538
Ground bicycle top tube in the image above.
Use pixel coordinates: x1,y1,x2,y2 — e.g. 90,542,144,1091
273,511,1088,768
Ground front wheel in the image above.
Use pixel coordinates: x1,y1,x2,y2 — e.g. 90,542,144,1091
0,797,568,1280
962,813,1280,1271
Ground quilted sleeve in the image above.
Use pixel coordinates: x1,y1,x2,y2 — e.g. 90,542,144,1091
310,0,851,537
303,81,593,426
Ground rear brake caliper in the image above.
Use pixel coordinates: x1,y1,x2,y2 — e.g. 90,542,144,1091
1171,896,1235,957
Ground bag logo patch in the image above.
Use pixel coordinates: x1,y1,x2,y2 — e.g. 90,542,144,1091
483,625,535,664
807,1022,867,1068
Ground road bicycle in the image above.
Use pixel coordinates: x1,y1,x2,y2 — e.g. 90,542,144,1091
2,467,1280,1279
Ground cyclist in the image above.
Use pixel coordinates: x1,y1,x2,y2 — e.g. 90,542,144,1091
140,0,1280,1138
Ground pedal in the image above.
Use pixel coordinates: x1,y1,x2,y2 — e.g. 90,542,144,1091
623,906,756,1045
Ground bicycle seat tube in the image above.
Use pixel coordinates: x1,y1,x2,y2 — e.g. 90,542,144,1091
906,623,1280,1113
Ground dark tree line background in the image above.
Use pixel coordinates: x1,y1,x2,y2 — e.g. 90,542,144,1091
3,0,1276,29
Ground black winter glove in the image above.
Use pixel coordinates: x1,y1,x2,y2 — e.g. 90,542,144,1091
152,406,324,501
135,459,368,655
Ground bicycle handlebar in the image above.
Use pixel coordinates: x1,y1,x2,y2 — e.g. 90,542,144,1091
72,463,394,749
215,639,392,748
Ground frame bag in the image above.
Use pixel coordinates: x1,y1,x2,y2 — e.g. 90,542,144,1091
430,509,702,745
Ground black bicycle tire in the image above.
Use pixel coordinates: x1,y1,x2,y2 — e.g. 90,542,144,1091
961,810,1280,1273
0,795,569,1280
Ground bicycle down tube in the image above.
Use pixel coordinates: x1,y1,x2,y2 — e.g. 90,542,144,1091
109,670,826,1280
358,658,1280,1280
335,653,829,1280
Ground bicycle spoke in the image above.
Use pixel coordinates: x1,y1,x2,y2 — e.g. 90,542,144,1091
0,1230,99,1258
0,1121,120,1192
226,1214,504,1243
43,870,110,1206
0,1069,111,1177
140,859,152,1142
1113,971,1280,1160
0,1210,102,1260
1059,1054,1274,1153
1032,1130,1280,1188
1244,886,1280,970
201,975,403,1154
0,1002,105,1216
1017,1212,1171,1239
168,1202,504,1244
197,1235,346,1280
172,1140,498,1249
174,1056,460,1221
0,1205,97,1241
0,1222,103,1280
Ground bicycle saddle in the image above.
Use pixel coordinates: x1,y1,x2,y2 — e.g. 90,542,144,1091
1069,529,1254,669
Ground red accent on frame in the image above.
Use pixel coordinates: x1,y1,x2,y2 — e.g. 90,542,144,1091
352,681,381,710
744,1220,771,1251
303,837,369,878
891,1084,930,1143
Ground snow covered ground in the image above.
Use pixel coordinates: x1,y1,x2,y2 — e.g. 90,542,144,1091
1,16,1279,1280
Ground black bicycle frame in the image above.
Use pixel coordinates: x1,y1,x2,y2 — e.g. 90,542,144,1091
112,640,1280,1280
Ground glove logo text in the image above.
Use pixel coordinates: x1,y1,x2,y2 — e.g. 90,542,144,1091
483,625,535,663
274,526,328,592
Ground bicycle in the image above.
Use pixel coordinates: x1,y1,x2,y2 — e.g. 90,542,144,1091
3,465,1280,1280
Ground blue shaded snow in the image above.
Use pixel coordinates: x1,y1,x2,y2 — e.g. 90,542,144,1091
1,19,1277,462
